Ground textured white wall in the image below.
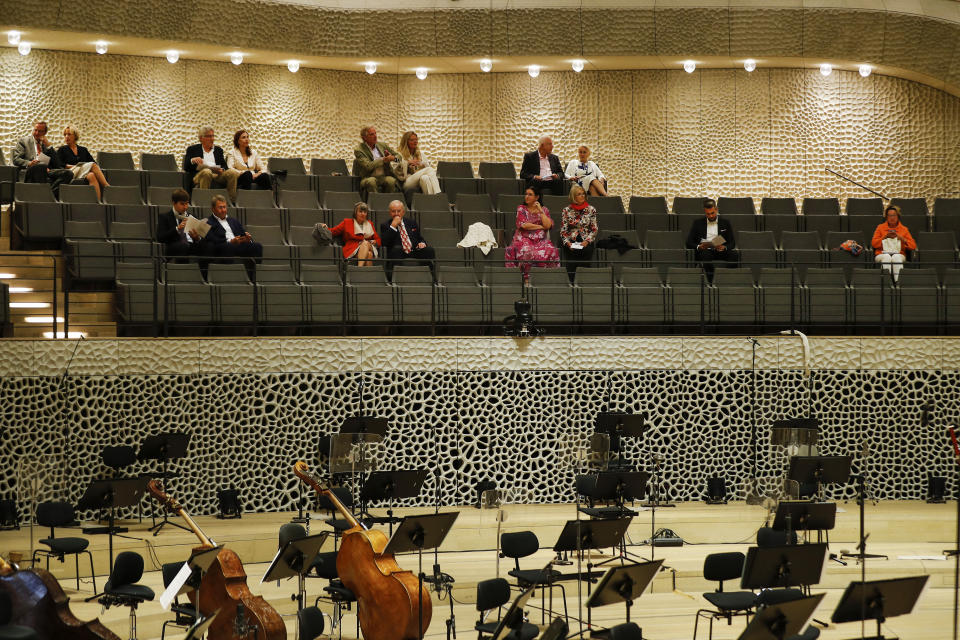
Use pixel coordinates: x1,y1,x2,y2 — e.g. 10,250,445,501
2,48,959,204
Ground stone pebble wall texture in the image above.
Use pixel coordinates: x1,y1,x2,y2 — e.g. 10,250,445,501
0,337,954,518
1,48,959,207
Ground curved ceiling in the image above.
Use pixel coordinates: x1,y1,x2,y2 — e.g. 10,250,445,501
4,1,960,95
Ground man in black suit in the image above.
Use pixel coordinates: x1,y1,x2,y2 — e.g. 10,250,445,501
183,126,242,201
156,188,204,260
519,136,565,197
379,199,435,279
685,198,737,278
203,195,263,280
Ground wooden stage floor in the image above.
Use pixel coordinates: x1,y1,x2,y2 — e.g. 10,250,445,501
0,501,955,639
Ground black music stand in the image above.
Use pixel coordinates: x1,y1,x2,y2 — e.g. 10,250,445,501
77,476,149,574
184,608,219,640
741,543,828,590
489,585,536,640
788,455,852,498
773,502,837,543
842,473,888,563
383,511,460,640
261,532,329,612
159,545,222,611
737,594,824,640
553,518,632,597
831,576,929,640
583,471,649,519
595,412,647,470
586,559,663,631
360,469,428,534
139,432,191,535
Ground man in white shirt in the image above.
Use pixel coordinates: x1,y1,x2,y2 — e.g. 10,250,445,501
202,195,263,274
684,198,737,277
520,136,565,197
182,126,242,201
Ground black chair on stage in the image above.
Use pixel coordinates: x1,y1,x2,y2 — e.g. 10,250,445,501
693,551,756,640
298,605,326,640
99,551,155,640
312,550,357,640
474,577,538,640
757,526,798,547
159,562,198,640
316,486,361,548
0,591,37,640
31,501,96,592
499,531,568,622
278,523,324,575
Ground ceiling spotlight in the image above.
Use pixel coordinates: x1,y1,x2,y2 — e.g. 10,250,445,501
528,65,540,78
95,41,108,55
287,60,300,73
7,31,21,45
17,42,30,56
365,61,377,75
859,64,872,78
819,63,832,76
683,60,696,73
166,50,179,63
230,52,243,65
415,67,428,80
480,58,492,73
743,59,756,72
572,59,584,73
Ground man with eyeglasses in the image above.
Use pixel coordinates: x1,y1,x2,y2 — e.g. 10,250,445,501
183,125,242,202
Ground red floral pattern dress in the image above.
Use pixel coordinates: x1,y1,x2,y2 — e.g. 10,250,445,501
504,205,560,276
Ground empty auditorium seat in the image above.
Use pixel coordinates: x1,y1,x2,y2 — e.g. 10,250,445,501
850,268,892,326
629,196,668,215
103,186,144,205
64,221,115,282
916,232,957,274
323,191,363,211
758,214,799,241
437,266,484,325
588,196,625,214
619,267,666,325
140,153,178,172
672,197,704,215
760,198,798,216
310,158,356,193
437,161,481,198
803,268,848,327
801,198,840,216
718,197,755,216
712,267,758,325
758,267,800,326
346,265,393,323
116,261,164,325
241,207,284,229
97,152,135,171
667,266,707,325
483,266,525,324
845,197,883,217
269,157,306,174
644,230,687,274
393,266,436,323
207,263,254,323
13,182,64,244
413,193,451,213
165,263,213,325
301,264,344,324
890,197,929,218
478,162,524,199
737,231,778,274
529,268,574,325
780,231,822,275
256,264,303,324
895,268,940,327
236,189,277,209
576,267,614,326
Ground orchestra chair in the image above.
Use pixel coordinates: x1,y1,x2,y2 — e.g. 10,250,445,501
99,551,154,640
499,531,568,623
0,591,37,640
693,552,756,640
312,550,358,640
474,577,538,640
608,622,643,640
298,605,326,640
159,562,197,640
31,501,96,592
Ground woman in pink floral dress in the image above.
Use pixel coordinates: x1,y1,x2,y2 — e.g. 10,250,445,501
505,188,560,277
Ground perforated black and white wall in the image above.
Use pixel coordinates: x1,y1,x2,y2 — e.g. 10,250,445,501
0,337,954,519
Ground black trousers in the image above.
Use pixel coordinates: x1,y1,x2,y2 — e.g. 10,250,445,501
386,245,436,280
694,247,736,281
237,171,272,191
562,244,595,282
527,179,566,197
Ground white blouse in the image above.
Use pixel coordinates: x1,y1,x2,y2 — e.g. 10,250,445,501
564,159,605,181
226,147,264,172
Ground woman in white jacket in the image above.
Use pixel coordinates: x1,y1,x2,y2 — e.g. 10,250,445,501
397,131,441,195
564,145,607,196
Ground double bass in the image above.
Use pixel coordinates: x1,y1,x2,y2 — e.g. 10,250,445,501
294,461,432,640
146,480,285,640
0,555,120,640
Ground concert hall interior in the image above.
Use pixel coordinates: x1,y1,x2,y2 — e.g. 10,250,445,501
2,1,960,639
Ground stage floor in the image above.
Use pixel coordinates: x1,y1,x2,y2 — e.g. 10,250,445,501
0,501,955,639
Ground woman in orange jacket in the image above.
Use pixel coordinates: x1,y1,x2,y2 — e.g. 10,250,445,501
325,202,382,267
871,204,916,282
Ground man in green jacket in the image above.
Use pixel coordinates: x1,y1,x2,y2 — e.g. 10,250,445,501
353,125,400,199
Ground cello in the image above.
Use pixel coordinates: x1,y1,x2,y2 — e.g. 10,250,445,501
0,554,120,640
146,480,285,640
294,461,432,640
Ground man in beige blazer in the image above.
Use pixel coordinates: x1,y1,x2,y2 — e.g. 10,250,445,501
353,125,399,199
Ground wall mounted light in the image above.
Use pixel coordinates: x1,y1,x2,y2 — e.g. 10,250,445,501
17,42,30,56
572,59,584,73
166,50,179,63
415,67,428,80
743,59,756,72
859,64,872,78
230,52,243,66
480,58,492,73
287,60,300,73
819,63,833,76
683,60,696,73
365,61,377,75
95,41,108,55
528,65,540,78
7,30,20,45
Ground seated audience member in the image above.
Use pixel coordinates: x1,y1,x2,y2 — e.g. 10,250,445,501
12,121,73,188
872,204,916,282
505,187,559,280
685,198,737,277
379,199,435,277
354,125,399,199
156,188,204,260
203,195,263,268
57,126,110,201
227,129,272,191
560,185,599,281
183,126,242,201
520,136,565,197
396,131,441,195
564,145,607,196
325,202,381,267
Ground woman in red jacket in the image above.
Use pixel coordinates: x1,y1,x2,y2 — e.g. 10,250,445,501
871,204,916,282
327,202,381,267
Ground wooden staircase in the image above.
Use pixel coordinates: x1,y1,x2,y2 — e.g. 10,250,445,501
1,210,118,338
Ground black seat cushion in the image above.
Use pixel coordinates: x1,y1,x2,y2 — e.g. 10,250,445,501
324,581,356,602
105,582,155,602
476,620,539,640
40,537,88,553
703,590,756,612
756,587,804,606
326,518,353,532
508,568,561,586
